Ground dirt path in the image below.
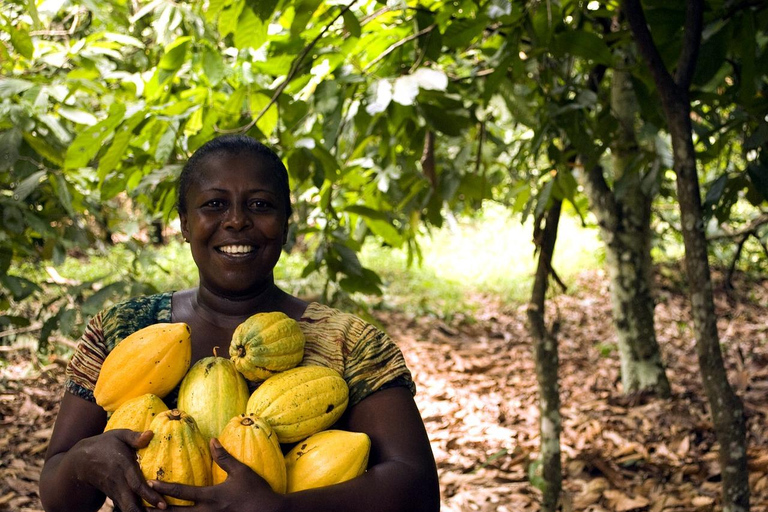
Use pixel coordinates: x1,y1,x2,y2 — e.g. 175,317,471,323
1,269,767,511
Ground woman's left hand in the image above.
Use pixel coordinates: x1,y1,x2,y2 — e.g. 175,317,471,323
148,438,284,512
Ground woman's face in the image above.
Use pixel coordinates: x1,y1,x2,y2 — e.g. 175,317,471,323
179,151,289,299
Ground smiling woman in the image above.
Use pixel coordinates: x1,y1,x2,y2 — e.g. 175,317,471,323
38,135,440,512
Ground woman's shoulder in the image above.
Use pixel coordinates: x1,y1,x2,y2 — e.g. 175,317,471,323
100,292,174,347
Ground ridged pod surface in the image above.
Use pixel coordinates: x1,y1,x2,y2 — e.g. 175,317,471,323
104,393,168,432
246,366,349,443
284,430,370,492
213,414,287,493
138,409,212,506
177,352,249,440
229,312,305,382
94,323,192,412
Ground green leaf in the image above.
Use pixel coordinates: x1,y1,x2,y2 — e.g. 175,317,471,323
158,36,192,71
234,7,267,49
552,30,613,66
364,218,404,248
1,274,41,300
344,204,389,220
420,103,471,137
246,0,278,20
0,129,22,170
339,268,382,295
65,103,126,169
53,174,75,216
0,78,35,98
58,107,98,126
249,92,278,137
98,110,147,179
747,163,768,203
342,10,361,38
0,247,11,276
155,122,177,162
82,281,128,316
9,26,34,59
442,15,489,49
204,0,229,21
219,0,245,37
22,133,65,167
14,170,46,202
202,46,226,86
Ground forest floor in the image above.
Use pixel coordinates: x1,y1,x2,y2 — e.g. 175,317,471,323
1,266,767,512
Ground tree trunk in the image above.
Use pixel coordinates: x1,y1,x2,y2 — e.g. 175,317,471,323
580,65,670,397
526,200,562,511
624,1,749,509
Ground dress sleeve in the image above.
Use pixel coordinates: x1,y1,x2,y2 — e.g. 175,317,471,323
344,320,417,407
64,310,108,402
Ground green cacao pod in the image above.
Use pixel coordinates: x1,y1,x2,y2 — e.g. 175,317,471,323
284,430,370,492
138,409,212,507
229,311,305,382
177,350,249,440
213,414,287,493
246,366,349,444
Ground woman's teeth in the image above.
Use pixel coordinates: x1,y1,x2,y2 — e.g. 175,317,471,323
219,245,255,254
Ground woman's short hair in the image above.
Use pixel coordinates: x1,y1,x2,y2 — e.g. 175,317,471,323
177,135,292,217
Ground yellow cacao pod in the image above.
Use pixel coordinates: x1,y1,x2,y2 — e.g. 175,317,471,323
94,322,192,412
177,351,249,440
138,409,212,507
246,366,349,444
104,393,168,433
213,414,287,493
284,430,370,492
229,312,305,382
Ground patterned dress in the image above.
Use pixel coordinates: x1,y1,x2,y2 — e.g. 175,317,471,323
65,292,415,409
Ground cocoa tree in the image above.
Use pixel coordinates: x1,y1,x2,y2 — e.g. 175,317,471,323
623,0,749,509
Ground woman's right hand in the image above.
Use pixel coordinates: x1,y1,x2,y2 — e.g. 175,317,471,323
67,429,167,512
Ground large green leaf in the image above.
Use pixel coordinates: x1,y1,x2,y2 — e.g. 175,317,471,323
65,104,126,169
552,30,613,67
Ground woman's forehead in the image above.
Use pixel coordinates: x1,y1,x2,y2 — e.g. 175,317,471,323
194,152,280,184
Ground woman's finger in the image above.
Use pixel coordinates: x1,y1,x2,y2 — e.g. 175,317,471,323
148,480,202,503
210,438,248,478
108,428,154,449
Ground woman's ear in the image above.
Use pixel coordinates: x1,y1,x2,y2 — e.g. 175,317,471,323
180,213,190,242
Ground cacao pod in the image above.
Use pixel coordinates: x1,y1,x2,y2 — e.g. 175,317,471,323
284,430,370,492
104,393,168,433
246,365,349,444
177,350,249,440
213,414,287,493
94,322,192,412
229,312,305,382
138,409,212,507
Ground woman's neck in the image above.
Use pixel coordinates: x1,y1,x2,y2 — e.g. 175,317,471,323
193,282,286,329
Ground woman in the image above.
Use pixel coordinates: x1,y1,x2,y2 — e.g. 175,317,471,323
39,135,440,512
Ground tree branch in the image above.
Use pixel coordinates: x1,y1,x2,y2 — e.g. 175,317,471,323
622,0,679,106
217,0,359,135
363,24,436,73
674,0,704,89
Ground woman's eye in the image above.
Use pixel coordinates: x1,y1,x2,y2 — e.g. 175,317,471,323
249,200,270,210
203,199,224,208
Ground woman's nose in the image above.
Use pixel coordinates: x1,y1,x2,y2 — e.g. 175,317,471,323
223,204,252,230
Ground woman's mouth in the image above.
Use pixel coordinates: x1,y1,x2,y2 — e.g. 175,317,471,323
217,244,256,255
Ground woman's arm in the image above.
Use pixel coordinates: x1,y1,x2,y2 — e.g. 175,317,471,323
39,392,166,512
150,386,440,512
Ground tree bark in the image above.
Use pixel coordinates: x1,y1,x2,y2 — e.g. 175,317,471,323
526,200,562,511
580,64,670,397
623,1,749,509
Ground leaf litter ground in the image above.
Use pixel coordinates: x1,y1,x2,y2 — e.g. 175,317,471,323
1,267,766,511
